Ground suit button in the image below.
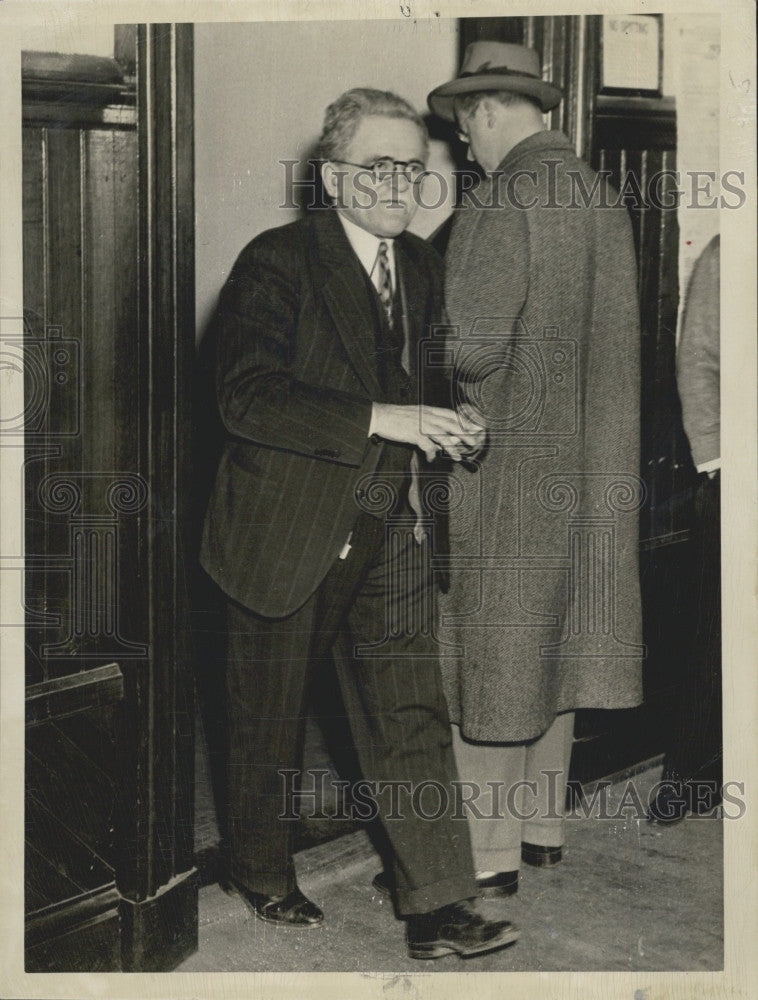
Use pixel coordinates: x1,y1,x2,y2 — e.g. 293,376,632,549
370,434,381,445
356,487,366,500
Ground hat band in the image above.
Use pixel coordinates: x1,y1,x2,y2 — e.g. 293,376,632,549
459,65,541,82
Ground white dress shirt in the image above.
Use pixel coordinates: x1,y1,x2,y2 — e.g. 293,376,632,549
337,212,395,293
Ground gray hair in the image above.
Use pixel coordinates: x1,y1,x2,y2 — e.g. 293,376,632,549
317,88,428,161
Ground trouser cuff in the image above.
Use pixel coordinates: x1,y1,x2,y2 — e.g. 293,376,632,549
521,818,565,848
228,861,295,898
395,870,477,916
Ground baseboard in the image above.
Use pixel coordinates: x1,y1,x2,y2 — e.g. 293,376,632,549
25,885,122,972
120,868,199,971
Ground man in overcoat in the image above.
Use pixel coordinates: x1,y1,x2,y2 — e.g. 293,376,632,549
427,43,644,894
200,87,518,959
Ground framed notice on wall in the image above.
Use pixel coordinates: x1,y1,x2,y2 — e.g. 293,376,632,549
600,14,663,97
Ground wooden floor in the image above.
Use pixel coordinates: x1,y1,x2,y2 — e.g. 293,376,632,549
178,765,723,973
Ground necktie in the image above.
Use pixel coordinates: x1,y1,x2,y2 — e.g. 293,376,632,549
376,241,424,541
375,241,394,330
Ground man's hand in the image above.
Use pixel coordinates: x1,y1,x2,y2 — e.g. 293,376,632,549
369,403,486,463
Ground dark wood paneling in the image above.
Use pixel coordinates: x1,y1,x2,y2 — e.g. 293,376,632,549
82,130,117,471
591,107,694,546
25,794,115,905
22,51,135,129
26,890,121,973
24,667,123,970
21,131,51,687
22,120,144,680
26,661,123,723
595,95,677,150
23,101,136,130
23,24,197,970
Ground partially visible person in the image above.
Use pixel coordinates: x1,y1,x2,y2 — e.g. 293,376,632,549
425,42,644,894
200,86,518,960
648,234,722,823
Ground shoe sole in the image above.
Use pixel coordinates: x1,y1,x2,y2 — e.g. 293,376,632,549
408,925,520,960
228,883,324,929
477,882,518,899
251,908,324,928
372,876,391,897
521,850,562,868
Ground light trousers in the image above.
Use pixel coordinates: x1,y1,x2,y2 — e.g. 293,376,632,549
451,712,575,873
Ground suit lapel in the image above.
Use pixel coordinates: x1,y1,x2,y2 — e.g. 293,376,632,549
312,211,384,400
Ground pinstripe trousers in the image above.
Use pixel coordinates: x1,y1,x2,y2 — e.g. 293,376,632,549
224,505,477,915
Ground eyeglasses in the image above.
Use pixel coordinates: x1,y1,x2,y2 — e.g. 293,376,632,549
330,157,427,183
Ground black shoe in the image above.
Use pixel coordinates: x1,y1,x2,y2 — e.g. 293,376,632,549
647,781,689,824
372,871,392,896
648,778,721,824
476,870,519,898
406,899,519,959
226,880,324,927
373,869,518,899
521,842,562,867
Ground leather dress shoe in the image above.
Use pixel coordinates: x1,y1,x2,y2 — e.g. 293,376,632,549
373,869,518,899
476,870,519,898
647,781,689,824
226,880,324,927
648,778,721,824
372,871,392,896
406,899,519,959
521,842,562,867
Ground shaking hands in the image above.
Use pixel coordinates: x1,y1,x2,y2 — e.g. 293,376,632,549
369,403,486,463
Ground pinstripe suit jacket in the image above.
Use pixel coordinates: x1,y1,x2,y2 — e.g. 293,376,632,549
199,208,444,618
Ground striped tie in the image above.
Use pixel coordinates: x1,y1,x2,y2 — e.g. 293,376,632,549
376,241,394,329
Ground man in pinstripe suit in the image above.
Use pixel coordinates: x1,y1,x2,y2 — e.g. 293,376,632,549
200,89,518,959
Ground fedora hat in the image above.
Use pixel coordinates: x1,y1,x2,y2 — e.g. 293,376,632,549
428,41,563,120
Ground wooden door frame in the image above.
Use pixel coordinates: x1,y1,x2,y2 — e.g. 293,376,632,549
116,23,198,972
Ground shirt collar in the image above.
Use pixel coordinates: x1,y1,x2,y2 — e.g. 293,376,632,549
337,212,395,287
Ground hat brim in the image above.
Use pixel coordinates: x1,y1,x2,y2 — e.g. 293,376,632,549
428,75,563,120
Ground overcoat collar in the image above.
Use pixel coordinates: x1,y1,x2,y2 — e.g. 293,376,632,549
495,128,574,176
308,208,427,397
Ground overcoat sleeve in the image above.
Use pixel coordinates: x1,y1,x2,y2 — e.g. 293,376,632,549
448,192,530,418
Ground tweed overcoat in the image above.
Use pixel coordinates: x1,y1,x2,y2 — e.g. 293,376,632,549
439,130,644,742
